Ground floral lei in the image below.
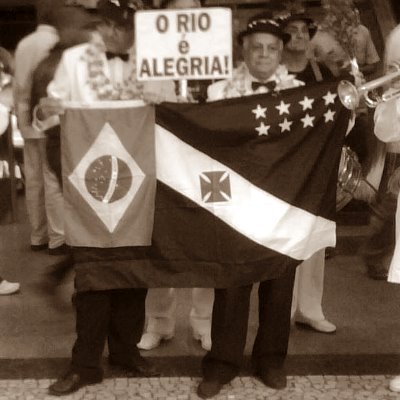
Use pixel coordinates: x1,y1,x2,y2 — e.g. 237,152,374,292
81,34,144,101
223,62,303,98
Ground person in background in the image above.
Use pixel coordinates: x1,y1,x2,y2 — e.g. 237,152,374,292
312,4,380,173
347,7,380,78
35,0,176,395
13,0,67,255
0,51,20,295
27,7,98,296
372,23,400,393
31,6,98,186
311,7,380,79
280,13,336,334
281,13,334,83
198,13,303,399
138,0,213,353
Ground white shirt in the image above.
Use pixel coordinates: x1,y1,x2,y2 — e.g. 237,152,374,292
34,34,176,130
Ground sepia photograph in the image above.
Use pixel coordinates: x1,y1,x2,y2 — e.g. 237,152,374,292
0,0,400,398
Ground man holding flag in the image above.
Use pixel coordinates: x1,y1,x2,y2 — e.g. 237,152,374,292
196,12,345,398
35,4,350,398
35,0,176,396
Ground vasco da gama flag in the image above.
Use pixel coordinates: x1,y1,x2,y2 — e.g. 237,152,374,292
62,82,351,290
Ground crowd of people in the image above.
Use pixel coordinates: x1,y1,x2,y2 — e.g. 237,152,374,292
1,0,400,397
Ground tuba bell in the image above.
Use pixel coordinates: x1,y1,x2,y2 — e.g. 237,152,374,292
338,65,400,110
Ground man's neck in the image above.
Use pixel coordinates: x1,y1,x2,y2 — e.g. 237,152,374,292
282,50,308,73
246,67,275,83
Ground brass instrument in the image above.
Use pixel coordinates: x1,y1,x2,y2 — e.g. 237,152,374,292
338,66,400,110
336,146,378,211
336,146,363,210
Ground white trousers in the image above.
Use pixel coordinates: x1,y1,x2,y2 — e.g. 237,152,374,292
23,139,64,248
291,248,326,321
145,288,214,337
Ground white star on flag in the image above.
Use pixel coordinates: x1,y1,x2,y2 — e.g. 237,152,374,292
275,100,290,115
252,104,267,119
299,96,314,111
68,122,145,233
255,122,270,136
323,91,337,105
324,109,336,122
301,113,315,128
279,118,293,133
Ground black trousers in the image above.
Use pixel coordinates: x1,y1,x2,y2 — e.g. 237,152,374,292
71,288,147,380
202,266,296,383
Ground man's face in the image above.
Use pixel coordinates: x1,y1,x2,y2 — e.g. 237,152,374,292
284,20,310,52
243,33,283,81
98,19,134,53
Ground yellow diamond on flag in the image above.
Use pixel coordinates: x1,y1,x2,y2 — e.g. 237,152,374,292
68,122,145,233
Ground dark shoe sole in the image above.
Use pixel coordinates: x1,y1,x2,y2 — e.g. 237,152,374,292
197,380,224,399
48,377,102,396
254,368,287,390
109,360,161,377
31,244,48,252
48,244,70,256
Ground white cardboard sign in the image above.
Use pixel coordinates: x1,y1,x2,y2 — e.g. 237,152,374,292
135,8,232,81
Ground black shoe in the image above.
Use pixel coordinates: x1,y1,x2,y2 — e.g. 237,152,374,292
31,243,48,252
197,379,224,399
48,244,70,256
256,366,287,389
109,356,160,377
48,371,102,396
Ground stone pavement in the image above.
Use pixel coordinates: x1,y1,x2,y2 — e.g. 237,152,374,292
1,375,400,399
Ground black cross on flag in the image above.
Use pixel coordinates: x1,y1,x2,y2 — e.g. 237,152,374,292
200,171,231,203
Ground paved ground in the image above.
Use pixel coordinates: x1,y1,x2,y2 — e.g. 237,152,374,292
1,375,400,399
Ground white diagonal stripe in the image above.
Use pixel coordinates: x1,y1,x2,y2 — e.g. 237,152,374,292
155,125,335,260
102,156,118,204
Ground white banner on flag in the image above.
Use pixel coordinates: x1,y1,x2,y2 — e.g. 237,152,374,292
135,8,232,81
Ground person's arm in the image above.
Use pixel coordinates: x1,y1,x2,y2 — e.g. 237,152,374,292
374,95,400,143
13,44,35,136
32,53,71,131
360,27,380,77
359,62,379,76
207,80,226,101
142,79,177,104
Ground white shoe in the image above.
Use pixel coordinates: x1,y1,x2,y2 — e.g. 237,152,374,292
295,316,336,334
0,280,20,295
137,332,173,350
390,376,400,392
193,332,212,351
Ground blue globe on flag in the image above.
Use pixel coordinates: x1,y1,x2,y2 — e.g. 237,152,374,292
85,155,133,203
